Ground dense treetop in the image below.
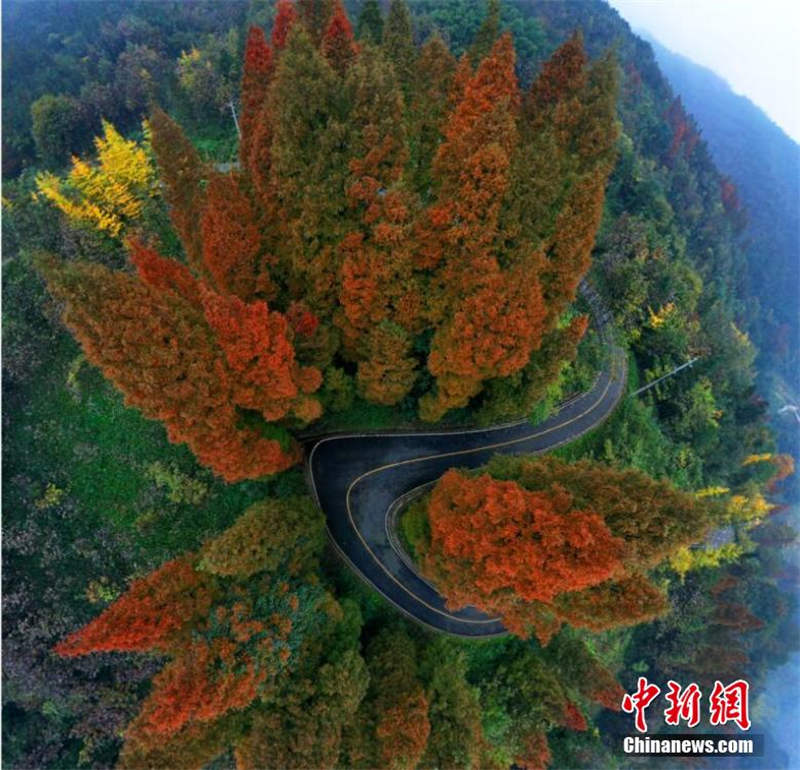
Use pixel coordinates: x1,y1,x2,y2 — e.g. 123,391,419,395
37,2,618,480
405,454,723,641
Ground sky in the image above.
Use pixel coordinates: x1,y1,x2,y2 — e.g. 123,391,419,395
607,0,800,143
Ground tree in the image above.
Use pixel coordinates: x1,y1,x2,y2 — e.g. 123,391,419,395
503,34,618,327
199,284,322,423
36,5,624,489
408,33,455,193
297,0,334,42
239,26,274,165
38,248,304,481
272,0,299,50
198,496,324,578
30,93,84,168
114,44,168,114
201,171,271,299
544,633,625,712
355,322,418,404
268,24,352,317
416,34,540,421
541,52,619,323
483,648,579,765
176,30,241,130
486,454,719,567
374,635,430,768
322,0,358,76
54,556,215,657
467,0,501,66
419,639,484,770
148,106,207,270
517,732,551,770
356,0,383,44
477,314,588,424
55,495,350,762
35,119,157,237
336,44,423,401
420,267,547,421
419,469,624,637
234,647,368,769
412,455,722,641
382,0,415,87
118,715,245,770
347,629,431,769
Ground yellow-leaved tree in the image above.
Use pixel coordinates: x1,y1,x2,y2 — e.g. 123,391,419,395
35,120,158,237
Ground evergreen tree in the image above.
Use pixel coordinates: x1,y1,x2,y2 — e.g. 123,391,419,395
198,496,324,578
337,44,422,403
269,24,354,318
297,0,334,43
347,629,430,770
201,171,269,300
382,0,415,87
467,0,501,66
271,0,298,50
486,453,718,568
322,0,359,76
419,640,485,770
38,248,304,481
484,649,579,765
30,92,82,167
148,107,207,271
234,648,368,769
239,26,274,168
407,33,455,194
356,0,384,44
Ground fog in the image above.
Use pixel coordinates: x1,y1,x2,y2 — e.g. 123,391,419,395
607,0,800,143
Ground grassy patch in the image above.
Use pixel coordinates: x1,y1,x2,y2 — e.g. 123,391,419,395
399,497,431,562
5,331,300,560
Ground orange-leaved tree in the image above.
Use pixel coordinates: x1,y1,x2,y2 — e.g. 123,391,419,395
39,1,619,480
37,240,316,481
413,454,720,642
54,497,367,767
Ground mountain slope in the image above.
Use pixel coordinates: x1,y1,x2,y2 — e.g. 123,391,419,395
644,34,799,381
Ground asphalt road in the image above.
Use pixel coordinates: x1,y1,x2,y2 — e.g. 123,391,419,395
305,287,627,637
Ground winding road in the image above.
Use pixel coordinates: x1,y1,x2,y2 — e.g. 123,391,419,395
305,284,627,637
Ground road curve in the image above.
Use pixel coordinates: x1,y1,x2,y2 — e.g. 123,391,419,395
305,287,627,637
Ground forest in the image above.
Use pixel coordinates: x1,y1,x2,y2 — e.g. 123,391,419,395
2,0,797,768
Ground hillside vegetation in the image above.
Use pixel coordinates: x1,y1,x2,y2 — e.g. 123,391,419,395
2,1,797,768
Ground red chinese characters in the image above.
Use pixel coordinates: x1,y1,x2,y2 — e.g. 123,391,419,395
664,680,702,728
622,677,751,733
621,677,661,733
709,680,751,731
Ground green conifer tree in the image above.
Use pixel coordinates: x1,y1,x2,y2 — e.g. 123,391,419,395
356,0,384,43
382,0,415,88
